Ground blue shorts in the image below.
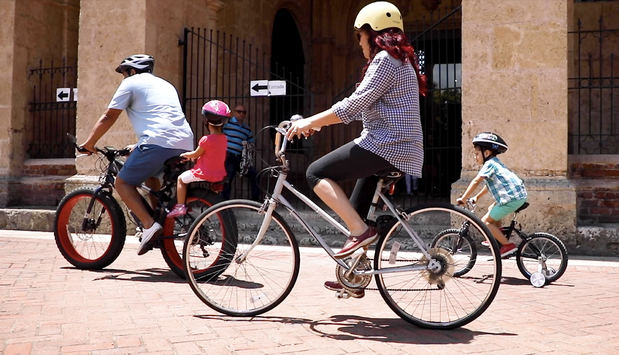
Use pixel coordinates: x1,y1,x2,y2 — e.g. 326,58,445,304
118,144,188,186
489,198,528,221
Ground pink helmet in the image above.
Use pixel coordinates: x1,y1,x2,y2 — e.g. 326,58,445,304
201,100,231,126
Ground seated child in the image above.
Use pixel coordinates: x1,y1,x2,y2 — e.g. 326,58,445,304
167,100,229,217
457,132,528,258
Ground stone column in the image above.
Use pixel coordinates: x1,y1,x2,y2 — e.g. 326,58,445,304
71,0,222,188
454,0,576,241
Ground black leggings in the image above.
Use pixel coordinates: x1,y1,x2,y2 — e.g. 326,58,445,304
306,141,397,219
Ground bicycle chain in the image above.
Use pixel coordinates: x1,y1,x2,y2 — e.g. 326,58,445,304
347,257,441,293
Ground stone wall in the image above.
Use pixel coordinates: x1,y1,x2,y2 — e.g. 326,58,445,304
454,0,576,242
75,0,222,176
0,0,79,207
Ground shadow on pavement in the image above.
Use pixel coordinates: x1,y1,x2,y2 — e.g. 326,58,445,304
500,276,575,288
194,314,516,344
60,266,184,283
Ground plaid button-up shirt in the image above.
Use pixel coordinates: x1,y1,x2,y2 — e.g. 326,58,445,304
478,157,528,205
332,50,423,177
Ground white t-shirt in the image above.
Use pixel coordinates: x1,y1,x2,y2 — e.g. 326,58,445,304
108,73,194,151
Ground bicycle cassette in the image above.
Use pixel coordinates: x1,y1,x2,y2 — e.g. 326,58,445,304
421,248,455,288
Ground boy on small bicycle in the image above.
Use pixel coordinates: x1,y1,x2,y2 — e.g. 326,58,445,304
457,132,527,258
167,100,229,218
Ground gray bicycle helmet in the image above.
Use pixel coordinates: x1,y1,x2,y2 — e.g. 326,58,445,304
472,132,508,154
115,54,155,73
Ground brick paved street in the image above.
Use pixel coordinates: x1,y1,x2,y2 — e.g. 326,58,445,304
1,230,618,354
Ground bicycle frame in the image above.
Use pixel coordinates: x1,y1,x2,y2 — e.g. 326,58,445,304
236,121,435,276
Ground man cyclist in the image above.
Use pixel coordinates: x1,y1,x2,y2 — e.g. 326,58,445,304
80,54,194,255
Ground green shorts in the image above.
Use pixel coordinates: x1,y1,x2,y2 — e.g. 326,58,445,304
489,199,527,221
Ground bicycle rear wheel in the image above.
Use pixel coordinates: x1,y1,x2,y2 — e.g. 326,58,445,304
183,200,300,317
516,233,568,283
160,190,236,279
374,203,501,329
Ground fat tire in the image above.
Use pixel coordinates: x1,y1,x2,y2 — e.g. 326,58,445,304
54,188,126,269
160,189,237,279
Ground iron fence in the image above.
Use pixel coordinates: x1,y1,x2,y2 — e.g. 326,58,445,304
181,28,313,201
569,16,619,154
28,58,77,158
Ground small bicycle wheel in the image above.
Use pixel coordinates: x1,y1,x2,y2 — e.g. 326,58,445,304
516,233,568,283
430,228,477,277
374,203,501,329
160,190,236,279
183,200,300,317
54,188,127,269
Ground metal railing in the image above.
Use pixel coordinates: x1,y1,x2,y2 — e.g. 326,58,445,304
28,58,77,158
569,16,619,154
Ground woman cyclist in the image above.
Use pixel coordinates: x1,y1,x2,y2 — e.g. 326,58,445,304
286,1,427,298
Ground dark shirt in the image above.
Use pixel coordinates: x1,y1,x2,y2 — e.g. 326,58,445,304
223,116,254,155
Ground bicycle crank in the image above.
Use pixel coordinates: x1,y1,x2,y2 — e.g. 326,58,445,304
335,250,372,291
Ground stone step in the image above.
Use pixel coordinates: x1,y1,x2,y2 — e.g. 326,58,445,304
0,206,617,256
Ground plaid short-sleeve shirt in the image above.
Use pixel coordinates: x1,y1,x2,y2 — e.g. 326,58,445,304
331,50,423,177
478,157,527,205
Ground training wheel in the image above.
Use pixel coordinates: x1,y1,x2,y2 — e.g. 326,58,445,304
530,272,546,288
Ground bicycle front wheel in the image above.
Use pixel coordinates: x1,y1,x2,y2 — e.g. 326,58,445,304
183,200,300,317
516,233,568,283
374,203,501,329
430,228,477,277
54,188,126,269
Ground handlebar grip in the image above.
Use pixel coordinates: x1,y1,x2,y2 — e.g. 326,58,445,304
274,132,282,157
76,145,90,154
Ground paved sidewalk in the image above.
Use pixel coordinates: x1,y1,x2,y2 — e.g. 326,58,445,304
1,230,618,355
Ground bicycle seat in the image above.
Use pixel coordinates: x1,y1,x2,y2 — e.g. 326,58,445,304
515,202,529,213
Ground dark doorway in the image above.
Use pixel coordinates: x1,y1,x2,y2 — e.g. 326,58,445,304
270,9,305,130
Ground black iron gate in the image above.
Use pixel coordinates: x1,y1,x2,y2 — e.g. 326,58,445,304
568,15,619,154
181,27,313,200
28,58,77,158
408,4,462,202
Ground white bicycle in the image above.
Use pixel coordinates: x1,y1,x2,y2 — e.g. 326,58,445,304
182,118,502,329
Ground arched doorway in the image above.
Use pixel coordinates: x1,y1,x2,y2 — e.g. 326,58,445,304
270,9,305,128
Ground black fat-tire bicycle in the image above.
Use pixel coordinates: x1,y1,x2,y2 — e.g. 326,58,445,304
431,202,568,286
54,135,236,279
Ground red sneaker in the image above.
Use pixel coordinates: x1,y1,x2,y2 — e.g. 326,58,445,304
334,227,377,259
167,204,187,218
500,243,517,258
324,281,365,298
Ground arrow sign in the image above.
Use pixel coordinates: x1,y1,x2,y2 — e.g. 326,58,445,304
250,80,286,96
252,83,268,92
56,88,70,102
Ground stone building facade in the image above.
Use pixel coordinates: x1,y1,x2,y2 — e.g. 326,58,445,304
0,0,617,255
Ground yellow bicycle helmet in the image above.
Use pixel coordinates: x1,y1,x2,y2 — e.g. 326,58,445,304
354,1,403,31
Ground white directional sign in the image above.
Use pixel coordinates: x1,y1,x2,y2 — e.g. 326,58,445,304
72,88,78,102
56,88,71,102
250,80,286,96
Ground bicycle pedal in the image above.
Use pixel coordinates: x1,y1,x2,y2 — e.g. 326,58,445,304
336,290,351,299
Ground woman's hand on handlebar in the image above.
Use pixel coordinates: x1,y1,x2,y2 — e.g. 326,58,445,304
285,118,319,141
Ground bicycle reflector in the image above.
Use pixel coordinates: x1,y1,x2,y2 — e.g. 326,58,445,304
388,183,396,195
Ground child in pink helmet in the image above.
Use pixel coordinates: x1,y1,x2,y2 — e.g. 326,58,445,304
167,100,230,217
